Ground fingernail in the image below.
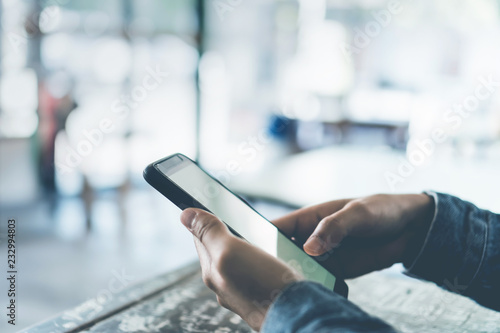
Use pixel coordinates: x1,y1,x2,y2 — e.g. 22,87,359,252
181,209,196,229
304,236,325,255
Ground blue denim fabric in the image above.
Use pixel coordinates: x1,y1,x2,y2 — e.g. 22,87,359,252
404,192,500,312
261,281,398,333
262,192,499,332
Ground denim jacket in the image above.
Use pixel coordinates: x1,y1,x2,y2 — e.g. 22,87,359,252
262,192,500,333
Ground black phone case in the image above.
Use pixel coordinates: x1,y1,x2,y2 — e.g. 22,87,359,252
143,153,348,298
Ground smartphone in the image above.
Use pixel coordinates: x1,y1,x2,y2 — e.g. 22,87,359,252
144,153,346,295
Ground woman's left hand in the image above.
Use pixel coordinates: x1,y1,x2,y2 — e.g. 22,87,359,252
180,208,302,331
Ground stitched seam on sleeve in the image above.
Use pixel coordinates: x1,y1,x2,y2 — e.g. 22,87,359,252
405,191,439,272
467,212,489,288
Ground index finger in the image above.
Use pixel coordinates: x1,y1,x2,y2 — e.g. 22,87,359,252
272,199,352,243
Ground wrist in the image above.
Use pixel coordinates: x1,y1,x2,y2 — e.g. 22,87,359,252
402,193,435,264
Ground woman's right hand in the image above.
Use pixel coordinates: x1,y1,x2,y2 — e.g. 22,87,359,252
272,193,435,279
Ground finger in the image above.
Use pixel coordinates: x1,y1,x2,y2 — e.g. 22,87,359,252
180,208,231,256
193,237,216,290
303,203,369,256
272,199,351,242
193,237,210,269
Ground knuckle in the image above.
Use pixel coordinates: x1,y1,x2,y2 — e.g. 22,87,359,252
214,246,237,275
214,277,230,293
348,200,366,212
326,215,343,228
321,217,346,245
348,200,372,218
202,272,215,291
195,217,218,243
205,268,230,295
323,216,345,236
216,295,229,309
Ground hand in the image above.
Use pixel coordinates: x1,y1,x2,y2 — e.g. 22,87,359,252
272,194,435,279
180,208,302,331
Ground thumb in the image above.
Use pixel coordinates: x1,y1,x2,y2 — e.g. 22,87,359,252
180,208,231,248
303,205,364,256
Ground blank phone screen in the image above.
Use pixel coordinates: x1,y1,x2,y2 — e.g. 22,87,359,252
156,158,336,289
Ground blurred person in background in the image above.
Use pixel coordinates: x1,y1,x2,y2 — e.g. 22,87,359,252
38,82,77,193
179,191,499,332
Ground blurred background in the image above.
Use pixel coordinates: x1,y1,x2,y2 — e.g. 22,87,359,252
1,0,499,330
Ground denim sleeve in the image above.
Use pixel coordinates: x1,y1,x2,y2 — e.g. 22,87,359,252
261,281,398,333
403,192,500,311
